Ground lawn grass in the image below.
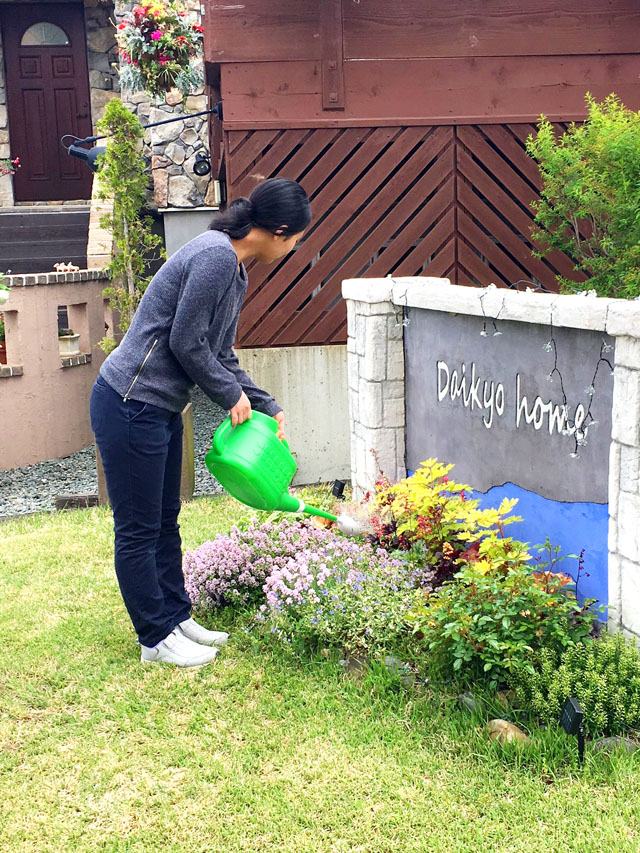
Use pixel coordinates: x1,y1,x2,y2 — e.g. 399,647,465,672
1,497,639,852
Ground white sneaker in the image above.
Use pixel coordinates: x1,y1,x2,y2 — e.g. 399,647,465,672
140,629,218,668
177,617,229,647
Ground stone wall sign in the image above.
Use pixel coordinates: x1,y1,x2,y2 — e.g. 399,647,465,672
405,310,614,503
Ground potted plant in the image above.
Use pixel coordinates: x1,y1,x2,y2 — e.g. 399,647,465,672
116,2,204,100
0,313,6,365
0,278,9,306
58,327,81,357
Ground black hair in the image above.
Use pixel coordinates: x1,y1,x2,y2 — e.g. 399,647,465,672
208,177,311,239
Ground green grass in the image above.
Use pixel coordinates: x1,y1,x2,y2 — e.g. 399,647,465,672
1,497,639,852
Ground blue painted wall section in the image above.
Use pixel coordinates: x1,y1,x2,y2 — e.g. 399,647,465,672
473,483,608,613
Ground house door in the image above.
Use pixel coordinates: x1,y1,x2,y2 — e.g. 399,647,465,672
1,3,93,202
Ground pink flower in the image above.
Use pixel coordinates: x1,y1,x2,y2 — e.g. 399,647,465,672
151,29,162,40
158,57,168,66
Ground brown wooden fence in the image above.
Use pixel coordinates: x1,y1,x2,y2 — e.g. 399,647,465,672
228,124,584,348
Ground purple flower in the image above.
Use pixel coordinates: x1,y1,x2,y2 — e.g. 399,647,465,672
151,29,163,40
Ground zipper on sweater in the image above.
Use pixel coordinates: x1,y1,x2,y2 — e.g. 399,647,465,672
123,338,158,401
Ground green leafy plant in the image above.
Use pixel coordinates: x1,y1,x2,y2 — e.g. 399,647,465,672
527,94,640,298
0,313,5,342
96,98,165,352
409,539,597,690
510,633,640,738
116,1,204,100
58,328,75,337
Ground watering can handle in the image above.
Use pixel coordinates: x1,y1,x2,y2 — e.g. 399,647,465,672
211,417,231,457
211,414,291,456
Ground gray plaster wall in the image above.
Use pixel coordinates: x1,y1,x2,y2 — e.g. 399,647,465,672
405,310,614,503
237,345,351,486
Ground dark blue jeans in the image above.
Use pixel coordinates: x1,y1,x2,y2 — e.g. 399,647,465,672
90,375,192,647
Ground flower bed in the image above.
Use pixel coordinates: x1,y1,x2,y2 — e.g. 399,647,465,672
183,459,640,741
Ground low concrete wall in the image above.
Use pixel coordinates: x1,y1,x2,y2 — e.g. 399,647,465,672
1,270,107,470
237,345,350,486
342,277,640,641
161,207,218,256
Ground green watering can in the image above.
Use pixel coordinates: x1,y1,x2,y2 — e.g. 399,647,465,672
205,411,362,536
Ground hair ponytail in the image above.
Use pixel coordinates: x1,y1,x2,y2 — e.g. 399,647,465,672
207,197,254,239
209,177,311,238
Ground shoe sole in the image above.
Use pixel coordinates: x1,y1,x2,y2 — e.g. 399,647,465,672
140,656,217,669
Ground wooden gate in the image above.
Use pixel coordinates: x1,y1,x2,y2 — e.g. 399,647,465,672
227,124,584,348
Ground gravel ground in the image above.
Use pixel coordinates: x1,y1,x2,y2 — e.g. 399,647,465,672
0,388,226,518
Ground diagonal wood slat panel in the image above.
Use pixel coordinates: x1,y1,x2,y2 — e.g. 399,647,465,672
224,124,583,347
240,127,413,344
267,129,451,346
241,127,379,300
293,147,455,345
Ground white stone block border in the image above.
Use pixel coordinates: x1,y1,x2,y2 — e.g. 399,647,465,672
342,277,640,640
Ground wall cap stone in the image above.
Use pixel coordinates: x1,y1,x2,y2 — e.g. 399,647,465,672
61,353,93,369
343,277,640,338
157,206,219,213
0,365,23,379
5,269,109,288
343,278,394,304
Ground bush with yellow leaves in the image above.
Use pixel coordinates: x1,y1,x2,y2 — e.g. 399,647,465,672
368,459,521,587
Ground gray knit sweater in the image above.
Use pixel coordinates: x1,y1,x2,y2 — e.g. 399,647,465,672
100,230,281,416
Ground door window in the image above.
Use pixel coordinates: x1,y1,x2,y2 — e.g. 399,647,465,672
20,22,70,46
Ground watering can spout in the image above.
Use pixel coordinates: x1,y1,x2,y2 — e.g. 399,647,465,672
275,491,337,523
275,492,305,513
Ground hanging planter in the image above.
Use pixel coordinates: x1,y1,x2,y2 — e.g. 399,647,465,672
115,2,204,101
1,156,20,178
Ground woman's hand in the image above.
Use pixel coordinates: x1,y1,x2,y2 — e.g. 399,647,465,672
230,391,252,427
274,411,286,441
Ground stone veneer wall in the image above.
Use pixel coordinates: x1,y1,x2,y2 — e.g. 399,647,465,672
0,27,9,205
608,335,640,641
344,280,407,497
115,0,213,209
0,1,211,208
86,0,120,128
342,276,640,641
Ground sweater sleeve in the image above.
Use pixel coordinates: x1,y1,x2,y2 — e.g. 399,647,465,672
168,245,244,410
217,313,282,417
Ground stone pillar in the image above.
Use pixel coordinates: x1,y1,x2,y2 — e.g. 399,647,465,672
115,1,212,210
85,0,120,127
343,280,406,500
608,334,640,640
87,179,114,270
0,30,14,208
